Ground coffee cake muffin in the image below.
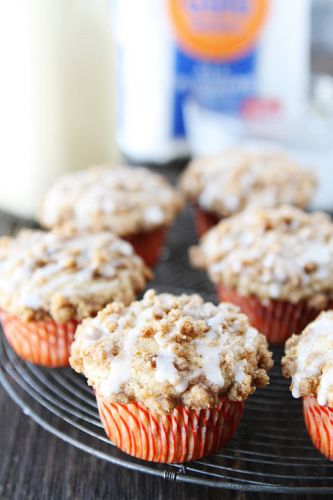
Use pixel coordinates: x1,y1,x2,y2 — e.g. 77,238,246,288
180,148,316,236
39,165,183,266
282,312,333,460
0,228,151,366
70,290,273,463
191,206,333,343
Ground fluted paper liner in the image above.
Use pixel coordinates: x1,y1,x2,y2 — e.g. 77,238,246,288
96,396,244,463
0,310,78,367
217,285,331,344
194,206,220,238
125,227,166,268
303,396,333,460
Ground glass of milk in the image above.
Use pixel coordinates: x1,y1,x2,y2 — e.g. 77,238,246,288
0,0,118,219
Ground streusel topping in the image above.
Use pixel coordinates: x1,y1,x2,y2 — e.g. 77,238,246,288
70,290,272,414
180,149,316,217
0,229,151,322
191,206,333,305
39,165,183,235
282,312,333,407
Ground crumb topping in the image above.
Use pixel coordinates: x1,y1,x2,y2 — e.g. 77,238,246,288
0,229,151,322
180,149,316,217
39,165,183,235
282,311,333,407
70,290,272,414
190,206,333,304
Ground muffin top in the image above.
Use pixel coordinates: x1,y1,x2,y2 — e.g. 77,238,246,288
70,290,272,414
179,149,316,217
191,206,333,305
0,229,151,323
39,165,183,235
282,311,333,407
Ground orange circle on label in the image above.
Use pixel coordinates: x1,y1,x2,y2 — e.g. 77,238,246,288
168,0,268,61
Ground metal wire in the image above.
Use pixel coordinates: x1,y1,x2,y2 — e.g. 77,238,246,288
1,208,333,494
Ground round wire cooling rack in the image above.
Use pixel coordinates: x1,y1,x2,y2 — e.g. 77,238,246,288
1,208,333,494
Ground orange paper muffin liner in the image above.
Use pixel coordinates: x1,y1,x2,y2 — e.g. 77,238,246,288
194,206,220,238
96,396,244,463
216,285,332,344
125,227,166,268
303,396,333,460
0,310,79,367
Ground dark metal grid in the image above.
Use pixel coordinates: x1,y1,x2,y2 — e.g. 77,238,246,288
1,208,333,494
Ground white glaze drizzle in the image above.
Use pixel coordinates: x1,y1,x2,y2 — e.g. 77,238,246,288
201,207,333,303
99,326,141,397
291,313,333,405
41,165,180,232
192,150,315,215
99,306,156,397
82,293,262,398
318,365,333,406
0,230,146,317
195,337,224,386
234,360,247,383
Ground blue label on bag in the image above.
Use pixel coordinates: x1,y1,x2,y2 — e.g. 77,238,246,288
168,0,268,138
172,47,258,137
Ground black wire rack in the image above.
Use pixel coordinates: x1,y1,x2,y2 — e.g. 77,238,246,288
1,208,333,494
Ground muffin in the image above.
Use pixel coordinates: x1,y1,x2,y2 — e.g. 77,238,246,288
70,289,273,463
282,312,333,460
39,165,183,267
190,206,333,344
0,228,151,367
179,148,316,236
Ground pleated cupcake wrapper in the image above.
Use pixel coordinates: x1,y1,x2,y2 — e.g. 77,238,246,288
303,396,333,460
194,206,220,238
96,396,244,463
124,227,166,268
0,310,79,367
217,285,331,344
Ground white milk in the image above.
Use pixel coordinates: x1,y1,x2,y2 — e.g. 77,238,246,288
0,0,118,218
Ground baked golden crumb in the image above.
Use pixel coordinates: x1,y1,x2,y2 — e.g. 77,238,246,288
39,165,183,235
0,228,151,322
282,311,333,406
180,148,316,217
70,290,273,414
191,206,333,305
